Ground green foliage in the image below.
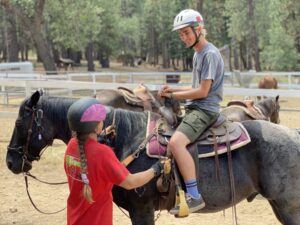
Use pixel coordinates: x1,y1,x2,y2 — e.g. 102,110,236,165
260,0,299,70
1,0,299,70
203,0,229,47
225,0,249,41
11,0,35,17
225,0,299,70
96,0,121,56
45,0,103,51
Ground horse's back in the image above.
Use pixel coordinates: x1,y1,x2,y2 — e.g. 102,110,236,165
258,76,278,89
221,107,252,122
242,120,299,143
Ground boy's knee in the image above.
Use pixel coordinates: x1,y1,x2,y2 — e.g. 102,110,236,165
168,138,183,152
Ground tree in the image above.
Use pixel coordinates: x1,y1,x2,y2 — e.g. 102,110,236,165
45,0,103,71
4,12,19,61
0,0,56,72
260,0,299,70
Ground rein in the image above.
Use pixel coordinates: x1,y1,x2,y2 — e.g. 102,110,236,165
24,172,66,214
121,127,157,166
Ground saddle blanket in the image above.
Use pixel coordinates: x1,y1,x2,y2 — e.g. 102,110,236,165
146,113,251,159
197,123,251,158
146,112,167,158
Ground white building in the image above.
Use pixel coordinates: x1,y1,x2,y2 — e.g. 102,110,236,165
0,61,33,73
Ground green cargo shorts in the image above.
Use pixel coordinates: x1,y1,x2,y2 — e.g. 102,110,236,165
177,108,219,143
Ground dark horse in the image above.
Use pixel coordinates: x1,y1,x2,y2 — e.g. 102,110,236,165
6,91,300,225
96,88,182,115
221,96,280,124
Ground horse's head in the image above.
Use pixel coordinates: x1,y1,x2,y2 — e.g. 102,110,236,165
6,91,55,174
257,95,280,124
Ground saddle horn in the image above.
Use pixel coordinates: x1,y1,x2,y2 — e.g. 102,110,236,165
140,84,177,127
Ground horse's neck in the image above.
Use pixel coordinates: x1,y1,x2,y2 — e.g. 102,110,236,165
256,101,270,118
42,97,74,144
112,110,148,160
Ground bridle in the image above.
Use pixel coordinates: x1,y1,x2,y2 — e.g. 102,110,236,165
7,105,54,171
7,104,66,214
255,99,280,124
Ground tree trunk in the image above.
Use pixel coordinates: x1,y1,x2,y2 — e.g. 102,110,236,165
25,45,29,60
5,13,19,62
239,42,247,70
162,40,169,68
247,41,252,70
68,49,81,64
0,0,56,73
228,44,232,72
247,0,261,71
32,32,56,73
86,42,95,71
233,44,240,70
195,0,204,13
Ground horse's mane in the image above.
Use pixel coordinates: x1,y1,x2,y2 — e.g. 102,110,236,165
39,96,76,127
104,108,148,160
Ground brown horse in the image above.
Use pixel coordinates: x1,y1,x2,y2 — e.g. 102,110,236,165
258,76,278,89
95,86,182,126
258,76,278,100
221,96,280,124
96,86,181,116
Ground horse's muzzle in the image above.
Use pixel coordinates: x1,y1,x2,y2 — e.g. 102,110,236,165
6,148,32,174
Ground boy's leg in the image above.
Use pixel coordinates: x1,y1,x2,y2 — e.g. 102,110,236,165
168,131,205,214
169,108,218,214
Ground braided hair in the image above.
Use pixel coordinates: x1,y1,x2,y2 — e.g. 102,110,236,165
67,97,107,203
75,132,94,203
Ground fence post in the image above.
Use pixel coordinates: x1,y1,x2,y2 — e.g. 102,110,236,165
1,85,8,104
25,81,31,97
67,73,72,97
288,73,292,89
92,73,96,95
129,73,133,83
112,73,116,83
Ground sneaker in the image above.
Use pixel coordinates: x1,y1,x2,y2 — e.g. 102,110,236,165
169,194,205,215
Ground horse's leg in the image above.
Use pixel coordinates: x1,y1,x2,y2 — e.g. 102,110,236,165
269,200,300,225
268,200,283,223
128,202,155,225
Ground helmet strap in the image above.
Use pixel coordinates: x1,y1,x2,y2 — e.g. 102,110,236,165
188,27,202,49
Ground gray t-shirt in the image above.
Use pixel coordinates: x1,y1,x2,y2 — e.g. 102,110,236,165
185,42,224,113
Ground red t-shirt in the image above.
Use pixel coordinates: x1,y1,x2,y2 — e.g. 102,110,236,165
64,138,129,225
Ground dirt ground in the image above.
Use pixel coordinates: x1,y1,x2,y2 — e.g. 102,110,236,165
1,96,300,225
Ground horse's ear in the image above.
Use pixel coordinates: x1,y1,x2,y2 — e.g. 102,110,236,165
28,91,40,108
37,88,44,96
275,95,279,102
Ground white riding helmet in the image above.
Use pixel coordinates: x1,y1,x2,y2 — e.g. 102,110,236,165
172,9,204,31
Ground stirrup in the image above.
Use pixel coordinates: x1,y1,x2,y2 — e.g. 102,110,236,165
174,190,189,217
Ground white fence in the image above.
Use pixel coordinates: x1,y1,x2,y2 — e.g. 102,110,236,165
1,70,300,86
1,71,300,105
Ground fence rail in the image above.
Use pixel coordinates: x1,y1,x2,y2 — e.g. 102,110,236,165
1,71,300,105
1,70,300,86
